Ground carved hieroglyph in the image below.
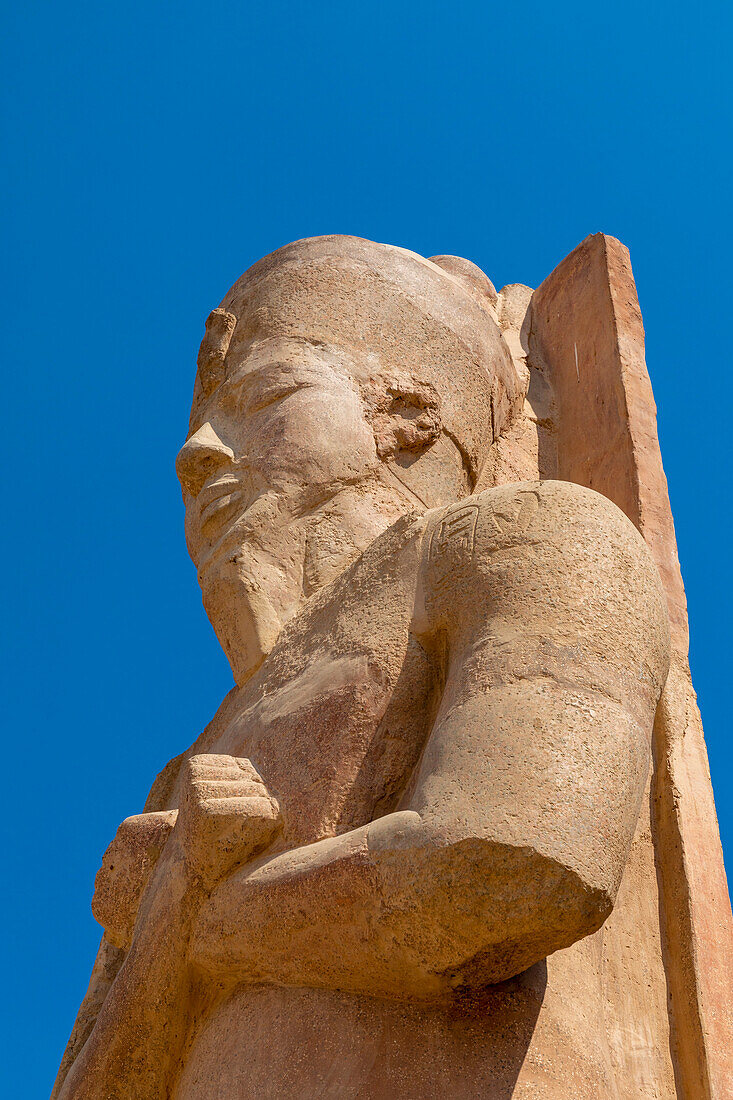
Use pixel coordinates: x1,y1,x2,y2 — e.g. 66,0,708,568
54,235,732,1099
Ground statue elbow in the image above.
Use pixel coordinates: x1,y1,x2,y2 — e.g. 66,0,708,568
412,835,615,990
370,814,617,989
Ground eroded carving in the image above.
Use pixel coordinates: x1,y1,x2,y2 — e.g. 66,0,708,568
54,236,681,1100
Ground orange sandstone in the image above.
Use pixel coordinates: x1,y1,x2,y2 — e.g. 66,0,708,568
54,235,731,1099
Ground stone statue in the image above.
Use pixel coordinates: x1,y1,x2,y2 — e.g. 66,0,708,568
54,235,732,1099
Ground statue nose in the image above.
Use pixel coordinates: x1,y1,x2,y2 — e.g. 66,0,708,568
175,422,235,497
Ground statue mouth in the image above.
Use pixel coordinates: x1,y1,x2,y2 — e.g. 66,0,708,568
198,476,246,535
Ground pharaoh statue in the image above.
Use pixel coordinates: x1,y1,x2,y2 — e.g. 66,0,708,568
54,235,732,1099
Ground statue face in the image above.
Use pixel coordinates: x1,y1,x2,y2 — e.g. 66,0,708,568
176,334,404,683
176,237,521,683
177,335,379,576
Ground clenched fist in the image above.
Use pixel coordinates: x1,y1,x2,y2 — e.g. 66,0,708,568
176,754,282,888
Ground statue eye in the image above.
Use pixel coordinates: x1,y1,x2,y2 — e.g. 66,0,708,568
247,380,312,413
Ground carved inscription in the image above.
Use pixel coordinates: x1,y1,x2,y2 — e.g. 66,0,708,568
428,503,479,594
487,488,540,539
428,489,543,590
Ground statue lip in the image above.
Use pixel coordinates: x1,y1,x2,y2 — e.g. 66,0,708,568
198,476,245,531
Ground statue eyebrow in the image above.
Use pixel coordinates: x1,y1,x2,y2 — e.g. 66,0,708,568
217,361,322,413
246,376,316,413
190,342,347,431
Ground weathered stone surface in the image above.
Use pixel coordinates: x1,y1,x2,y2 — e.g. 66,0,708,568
532,233,733,1098
53,234,730,1099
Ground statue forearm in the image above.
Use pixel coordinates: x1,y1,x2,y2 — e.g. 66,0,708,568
58,843,202,1100
190,694,624,1001
59,756,282,1099
190,810,482,998
51,935,126,1099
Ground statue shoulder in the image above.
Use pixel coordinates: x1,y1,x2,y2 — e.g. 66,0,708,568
415,479,663,633
419,482,546,581
422,479,648,574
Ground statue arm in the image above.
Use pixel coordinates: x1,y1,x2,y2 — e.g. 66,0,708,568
56,757,281,1100
51,784,183,1096
52,716,234,1093
191,480,671,997
50,935,125,1099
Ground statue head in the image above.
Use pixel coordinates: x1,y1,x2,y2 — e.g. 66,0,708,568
176,235,523,683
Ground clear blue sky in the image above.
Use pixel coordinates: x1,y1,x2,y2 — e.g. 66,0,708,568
2,1,731,1092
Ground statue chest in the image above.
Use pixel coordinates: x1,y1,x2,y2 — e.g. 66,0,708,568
202,634,438,847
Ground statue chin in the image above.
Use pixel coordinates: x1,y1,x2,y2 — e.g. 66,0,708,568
201,559,284,685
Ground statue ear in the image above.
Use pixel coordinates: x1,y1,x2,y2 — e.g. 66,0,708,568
366,375,442,460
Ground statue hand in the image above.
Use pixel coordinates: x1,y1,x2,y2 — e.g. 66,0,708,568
92,810,178,950
59,760,278,1100
176,754,282,889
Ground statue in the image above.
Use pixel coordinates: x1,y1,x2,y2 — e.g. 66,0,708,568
54,235,732,1099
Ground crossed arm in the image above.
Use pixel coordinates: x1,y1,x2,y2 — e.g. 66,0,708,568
58,481,670,1096
191,481,670,997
